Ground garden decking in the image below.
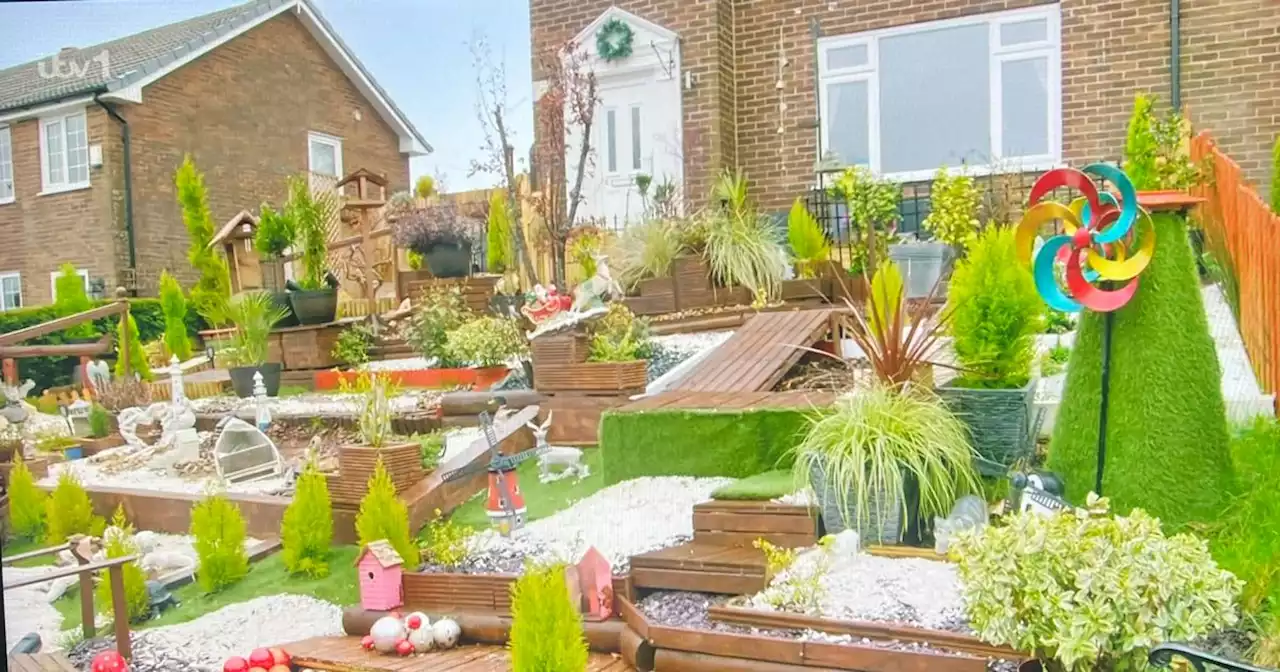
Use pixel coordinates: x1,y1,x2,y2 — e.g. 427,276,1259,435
619,389,836,412
671,308,839,393
6,653,78,671
280,636,632,671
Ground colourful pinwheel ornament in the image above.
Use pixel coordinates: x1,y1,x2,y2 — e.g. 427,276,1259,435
1015,164,1155,313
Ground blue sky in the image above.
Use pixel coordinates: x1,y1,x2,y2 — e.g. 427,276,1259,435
0,0,534,192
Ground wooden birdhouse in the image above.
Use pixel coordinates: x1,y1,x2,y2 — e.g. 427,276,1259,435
208,210,264,293
576,546,614,620
356,540,404,611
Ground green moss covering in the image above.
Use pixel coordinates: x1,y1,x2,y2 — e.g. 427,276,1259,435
1048,211,1233,529
599,408,809,484
711,469,796,501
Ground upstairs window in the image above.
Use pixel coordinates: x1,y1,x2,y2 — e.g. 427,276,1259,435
0,273,20,311
0,126,13,203
40,109,90,193
819,5,1061,181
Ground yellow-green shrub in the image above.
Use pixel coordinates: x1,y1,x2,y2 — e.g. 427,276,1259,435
44,472,104,543
786,199,829,279
8,455,46,540
281,461,333,578
355,459,420,567
95,506,151,622
190,492,249,593
509,563,588,672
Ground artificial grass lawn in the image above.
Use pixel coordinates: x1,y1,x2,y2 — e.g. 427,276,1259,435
599,408,808,484
711,469,796,501
445,448,606,530
1210,418,1280,615
1047,212,1233,529
50,545,361,634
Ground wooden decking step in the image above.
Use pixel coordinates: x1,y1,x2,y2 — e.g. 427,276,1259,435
8,652,79,671
630,542,767,595
693,500,820,548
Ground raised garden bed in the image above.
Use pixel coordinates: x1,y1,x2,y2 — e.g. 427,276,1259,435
313,366,508,391
326,442,426,505
692,500,818,549
399,571,635,617
534,360,647,394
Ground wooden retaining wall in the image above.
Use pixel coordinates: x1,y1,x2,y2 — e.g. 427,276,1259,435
692,501,819,548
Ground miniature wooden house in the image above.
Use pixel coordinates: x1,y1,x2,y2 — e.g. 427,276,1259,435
357,540,404,611
576,546,614,620
208,210,268,293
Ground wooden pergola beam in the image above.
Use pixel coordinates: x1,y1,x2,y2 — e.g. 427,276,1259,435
0,341,113,358
279,228,392,263
0,301,128,346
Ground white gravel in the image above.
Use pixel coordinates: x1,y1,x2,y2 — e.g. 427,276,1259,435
190,390,438,418
466,476,733,572
135,595,344,670
41,453,288,497
4,565,70,652
362,356,435,372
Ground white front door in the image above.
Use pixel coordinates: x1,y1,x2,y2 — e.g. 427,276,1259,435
575,67,682,226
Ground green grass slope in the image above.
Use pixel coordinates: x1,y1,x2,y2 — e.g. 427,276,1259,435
1047,212,1233,529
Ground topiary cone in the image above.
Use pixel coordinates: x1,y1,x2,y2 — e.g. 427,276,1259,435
1047,211,1233,529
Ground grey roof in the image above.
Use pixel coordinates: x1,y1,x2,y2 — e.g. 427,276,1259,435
0,0,430,153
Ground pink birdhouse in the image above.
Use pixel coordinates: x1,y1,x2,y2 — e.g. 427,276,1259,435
357,540,404,612
576,546,614,620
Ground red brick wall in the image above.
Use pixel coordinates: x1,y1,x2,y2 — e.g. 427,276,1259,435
0,107,119,307
121,11,410,296
531,0,1280,212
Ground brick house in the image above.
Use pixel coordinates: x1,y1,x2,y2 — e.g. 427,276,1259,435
529,0,1279,225
0,0,429,308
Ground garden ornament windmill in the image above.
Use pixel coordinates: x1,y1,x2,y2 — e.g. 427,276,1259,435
1015,163,1156,496
440,410,545,536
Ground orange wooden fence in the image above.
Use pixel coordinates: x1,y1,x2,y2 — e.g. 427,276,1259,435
1190,131,1280,415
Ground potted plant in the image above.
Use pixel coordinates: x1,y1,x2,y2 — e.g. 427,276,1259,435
791,381,980,545
285,176,340,325
950,496,1240,672
405,286,472,366
37,432,84,461
80,403,120,455
443,315,526,389
785,198,831,299
338,371,425,495
703,170,788,305
903,166,981,299
393,200,477,279
227,291,289,397
253,202,299,327
833,166,901,294
937,226,1043,474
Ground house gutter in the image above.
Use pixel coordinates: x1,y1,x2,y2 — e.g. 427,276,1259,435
94,94,138,280
1170,0,1182,110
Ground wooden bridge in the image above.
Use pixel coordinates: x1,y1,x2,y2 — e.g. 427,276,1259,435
670,308,840,393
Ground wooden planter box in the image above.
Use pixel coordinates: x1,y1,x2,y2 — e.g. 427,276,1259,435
623,294,676,316
534,360,647,394
530,332,590,367
401,572,517,614
638,276,675,297
313,366,507,391
80,435,123,456
407,275,502,314
272,322,344,371
781,276,831,302
327,442,425,504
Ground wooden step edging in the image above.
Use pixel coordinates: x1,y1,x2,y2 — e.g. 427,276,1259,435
400,570,636,616
692,501,820,549
706,605,1026,662
617,597,987,672
341,607,624,653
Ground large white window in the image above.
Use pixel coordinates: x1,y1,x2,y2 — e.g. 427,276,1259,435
308,132,343,179
818,5,1060,181
40,109,90,193
0,126,13,204
50,268,90,302
0,273,20,311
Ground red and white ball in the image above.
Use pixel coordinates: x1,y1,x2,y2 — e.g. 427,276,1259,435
91,651,129,672
403,611,430,631
432,618,461,649
370,615,408,653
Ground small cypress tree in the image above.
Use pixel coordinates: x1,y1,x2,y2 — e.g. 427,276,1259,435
509,563,589,672
486,190,514,273
44,472,104,543
158,270,192,361
54,263,97,339
8,454,46,540
281,460,333,578
88,403,111,439
354,458,420,567
95,506,151,622
113,313,153,381
1270,135,1280,214
190,491,250,593
415,175,436,200
1123,93,1160,191
176,154,232,326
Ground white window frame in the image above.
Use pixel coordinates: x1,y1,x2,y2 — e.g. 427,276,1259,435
0,125,13,204
39,107,91,194
601,107,619,175
307,131,344,181
817,5,1061,182
50,268,90,302
0,272,20,311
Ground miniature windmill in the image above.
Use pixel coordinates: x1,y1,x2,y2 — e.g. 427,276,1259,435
440,410,544,536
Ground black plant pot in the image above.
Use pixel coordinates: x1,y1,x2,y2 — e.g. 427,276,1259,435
228,363,282,398
268,290,299,328
423,242,473,279
289,288,338,325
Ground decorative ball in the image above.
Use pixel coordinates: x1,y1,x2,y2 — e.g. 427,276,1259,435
222,657,249,672
268,648,291,666
248,649,274,668
404,611,429,631
395,639,414,657
371,615,407,654
408,624,434,653
91,651,129,672
432,618,461,649
360,635,375,651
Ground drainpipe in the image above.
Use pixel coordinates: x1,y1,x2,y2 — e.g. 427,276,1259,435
94,94,137,288
1170,0,1182,110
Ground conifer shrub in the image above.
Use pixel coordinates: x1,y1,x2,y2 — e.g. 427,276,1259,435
8,455,46,540
44,472,104,543
354,458,420,567
88,403,111,439
281,461,334,578
158,270,192,361
54,263,96,340
176,154,232,325
509,563,589,672
114,313,153,381
95,506,151,623
486,190,514,273
190,492,250,593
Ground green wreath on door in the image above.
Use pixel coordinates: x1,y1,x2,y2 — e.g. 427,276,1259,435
596,18,634,62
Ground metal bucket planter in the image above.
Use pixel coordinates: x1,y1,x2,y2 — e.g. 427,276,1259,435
936,379,1036,475
808,461,904,545
229,363,282,398
289,288,338,325
888,242,951,299
424,242,473,279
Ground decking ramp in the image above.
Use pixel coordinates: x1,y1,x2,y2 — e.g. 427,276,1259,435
673,308,837,393
7,653,77,671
